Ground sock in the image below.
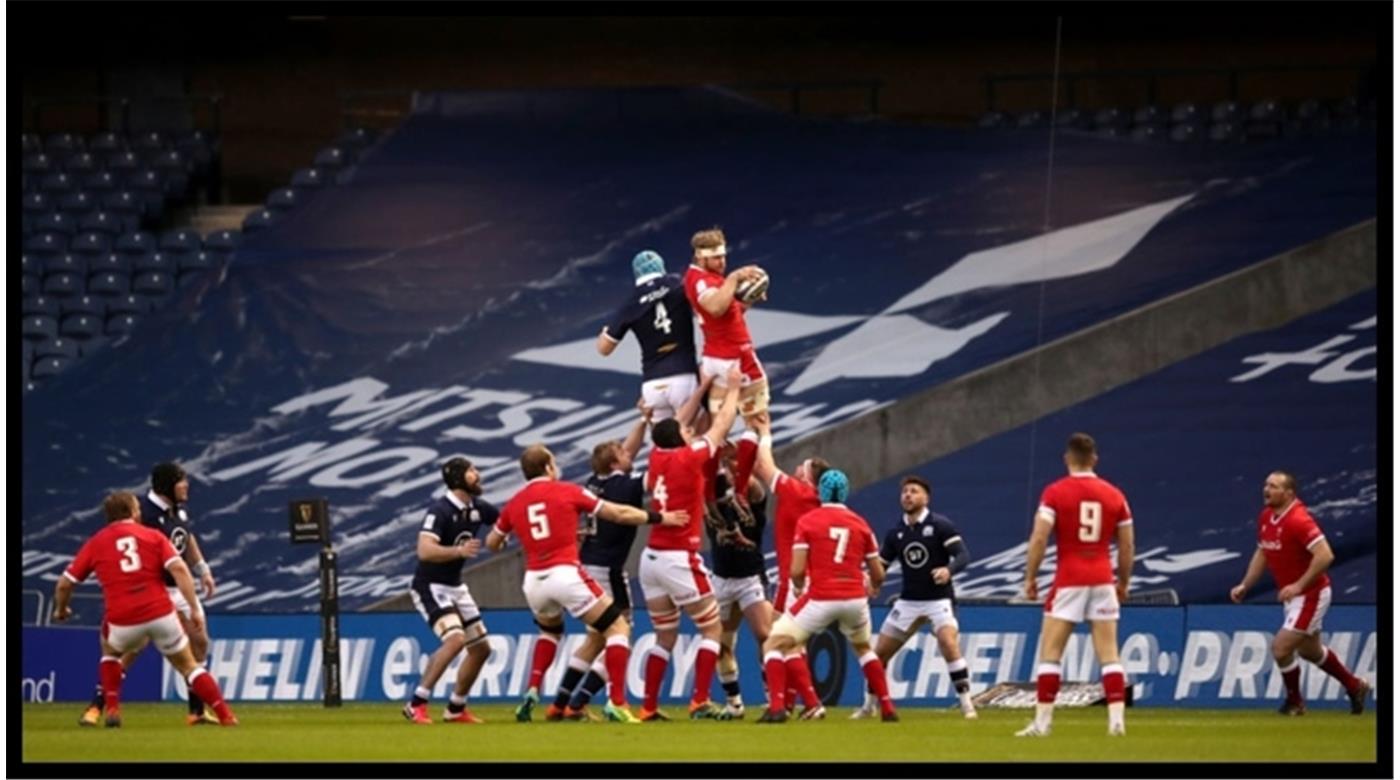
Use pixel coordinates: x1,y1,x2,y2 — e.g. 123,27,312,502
1280,658,1303,703
89,684,105,712
528,634,560,692
691,638,721,705
643,647,670,711
186,669,233,721
859,652,894,715
99,656,123,712
1102,663,1126,727
1035,662,1061,728
948,657,973,708
411,685,431,707
787,655,820,708
719,670,742,700
447,692,466,713
1315,647,1362,692
604,635,630,707
189,687,206,715
554,657,589,709
733,433,759,505
763,651,788,713
571,659,608,710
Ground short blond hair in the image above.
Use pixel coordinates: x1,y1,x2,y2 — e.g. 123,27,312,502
691,228,726,252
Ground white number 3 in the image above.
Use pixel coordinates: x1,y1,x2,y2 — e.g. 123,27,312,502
116,536,142,572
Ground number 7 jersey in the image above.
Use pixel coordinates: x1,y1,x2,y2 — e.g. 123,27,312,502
793,504,881,600
1037,472,1134,587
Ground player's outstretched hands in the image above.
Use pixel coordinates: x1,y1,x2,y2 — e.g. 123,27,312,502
460,538,483,559
719,526,757,549
660,510,690,527
1229,583,1247,603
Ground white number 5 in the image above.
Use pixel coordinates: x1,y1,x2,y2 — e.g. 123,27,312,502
829,526,850,563
527,503,551,540
1079,501,1103,543
116,536,141,572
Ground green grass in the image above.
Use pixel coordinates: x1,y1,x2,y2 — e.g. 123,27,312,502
22,702,1377,763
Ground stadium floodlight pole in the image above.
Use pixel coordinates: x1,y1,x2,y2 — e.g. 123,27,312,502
289,498,341,707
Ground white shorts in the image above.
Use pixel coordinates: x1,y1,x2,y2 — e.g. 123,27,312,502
642,374,698,422
1044,584,1120,624
879,598,958,641
1282,586,1332,634
639,548,714,607
167,586,199,619
522,564,605,621
700,353,766,387
105,611,188,655
583,564,634,611
410,581,485,639
712,574,767,621
773,596,872,645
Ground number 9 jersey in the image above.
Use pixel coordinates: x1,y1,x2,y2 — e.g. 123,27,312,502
1037,472,1134,587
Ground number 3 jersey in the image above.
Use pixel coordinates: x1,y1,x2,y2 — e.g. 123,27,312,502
63,521,181,625
1037,472,1134,587
602,272,698,381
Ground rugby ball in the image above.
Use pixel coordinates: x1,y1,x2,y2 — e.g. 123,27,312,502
736,267,769,305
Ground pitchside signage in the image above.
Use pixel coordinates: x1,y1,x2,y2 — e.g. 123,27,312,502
21,606,1376,709
288,498,330,545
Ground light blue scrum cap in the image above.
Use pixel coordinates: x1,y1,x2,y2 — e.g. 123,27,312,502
819,469,850,504
632,250,666,280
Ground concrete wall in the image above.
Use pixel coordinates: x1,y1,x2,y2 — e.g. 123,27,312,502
368,218,1376,610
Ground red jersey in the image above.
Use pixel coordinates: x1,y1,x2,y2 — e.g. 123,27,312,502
496,478,603,570
1257,500,1330,594
792,504,880,600
683,265,753,359
63,521,181,625
645,439,715,552
771,472,821,579
1037,472,1133,587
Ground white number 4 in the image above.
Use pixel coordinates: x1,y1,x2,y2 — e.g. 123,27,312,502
829,526,850,563
527,503,551,540
116,536,141,572
654,302,673,335
1079,501,1103,543
652,475,669,511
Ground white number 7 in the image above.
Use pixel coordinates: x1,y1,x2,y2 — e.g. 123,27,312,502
828,526,850,563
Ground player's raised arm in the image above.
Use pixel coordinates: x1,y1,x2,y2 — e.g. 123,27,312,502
621,405,651,461
676,372,716,429
597,327,620,356
751,411,779,486
701,366,743,450
789,546,809,593
1023,506,1055,601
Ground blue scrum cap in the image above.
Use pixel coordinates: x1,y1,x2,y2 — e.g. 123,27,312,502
632,250,665,280
818,469,849,504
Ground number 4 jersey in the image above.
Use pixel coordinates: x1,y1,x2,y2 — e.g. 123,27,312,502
602,272,698,381
1037,472,1134,587
62,520,182,625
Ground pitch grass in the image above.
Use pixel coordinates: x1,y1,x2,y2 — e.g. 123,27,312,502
22,702,1376,763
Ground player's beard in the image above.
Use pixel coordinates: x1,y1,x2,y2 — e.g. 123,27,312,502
464,480,484,497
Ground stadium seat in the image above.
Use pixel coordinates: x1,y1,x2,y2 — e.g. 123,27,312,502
23,192,52,215
1210,100,1243,123
88,131,125,156
1015,110,1047,129
22,273,39,297
22,296,61,319
106,312,141,337
1132,105,1167,127
291,167,327,190
105,293,152,316
976,111,1009,129
174,129,216,167
35,337,80,360
1052,108,1090,129
177,250,216,275
24,233,66,257
1095,125,1125,139
204,229,242,255
242,208,279,233
31,355,75,380
1170,102,1203,124
22,342,34,381
58,191,99,217
1093,107,1130,130
106,150,141,173
44,133,84,157
20,252,41,276
1246,100,1283,139
83,170,120,192
79,211,127,237
63,152,99,174
86,271,131,298
42,272,82,298
132,271,174,298
159,230,201,256
22,315,59,342
1130,123,1163,140
60,313,103,341
130,130,167,152
33,211,78,237
88,252,132,275
313,146,349,172
1208,121,1245,143
70,232,114,257
115,231,158,256
22,132,40,154
40,172,76,195
22,153,54,174
102,191,144,221
126,169,165,192
267,187,301,213
43,253,87,279
337,127,376,150
133,252,176,275
61,294,104,317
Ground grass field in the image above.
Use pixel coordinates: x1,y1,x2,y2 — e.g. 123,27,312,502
22,702,1377,763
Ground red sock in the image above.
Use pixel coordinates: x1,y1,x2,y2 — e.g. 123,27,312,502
643,648,670,711
734,435,758,504
604,639,630,707
1281,660,1302,703
1037,663,1061,704
860,653,894,715
187,669,234,722
99,657,123,712
528,634,559,692
1101,664,1126,703
763,653,788,713
1317,649,1361,692
691,639,720,705
787,655,820,708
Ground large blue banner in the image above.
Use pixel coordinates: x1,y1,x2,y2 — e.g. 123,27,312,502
23,605,1376,709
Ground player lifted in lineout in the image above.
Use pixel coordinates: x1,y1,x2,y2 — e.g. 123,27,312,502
597,250,700,422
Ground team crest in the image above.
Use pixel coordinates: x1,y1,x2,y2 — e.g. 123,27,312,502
903,542,929,568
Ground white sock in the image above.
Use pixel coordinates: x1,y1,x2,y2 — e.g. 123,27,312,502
958,690,974,710
1035,702,1054,729
1108,701,1125,727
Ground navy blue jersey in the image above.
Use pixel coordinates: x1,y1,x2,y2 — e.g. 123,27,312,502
603,272,698,381
879,510,965,601
579,471,644,568
706,474,769,579
413,494,499,586
139,492,193,588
